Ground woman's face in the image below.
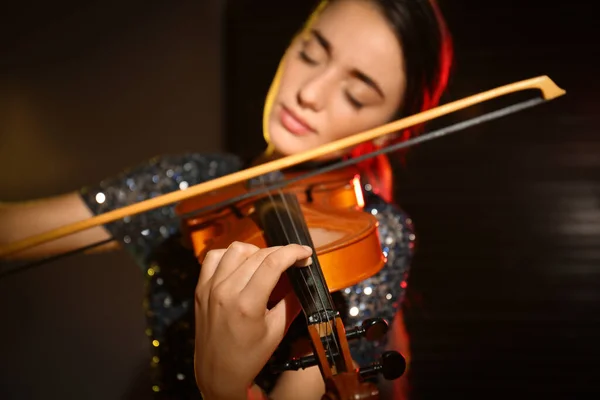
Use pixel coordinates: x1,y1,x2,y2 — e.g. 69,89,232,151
266,0,406,158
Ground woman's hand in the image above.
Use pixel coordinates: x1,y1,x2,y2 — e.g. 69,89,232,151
194,241,313,400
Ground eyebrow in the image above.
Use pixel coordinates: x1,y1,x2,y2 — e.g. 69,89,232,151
310,29,386,99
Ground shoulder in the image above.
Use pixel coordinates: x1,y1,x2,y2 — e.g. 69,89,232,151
80,152,243,215
362,187,415,251
77,152,244,265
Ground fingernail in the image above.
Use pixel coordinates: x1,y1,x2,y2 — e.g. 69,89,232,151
294,257,313,267
302,245,313,253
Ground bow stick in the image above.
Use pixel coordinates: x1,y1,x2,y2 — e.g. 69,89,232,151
0,75,565,259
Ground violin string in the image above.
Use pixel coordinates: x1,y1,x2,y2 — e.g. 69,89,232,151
258,175,340,370
256,175,318,320
0,96,546,278
275,185,341,370
257,175,316,311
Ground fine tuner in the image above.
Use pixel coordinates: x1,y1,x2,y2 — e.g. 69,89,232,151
271,318,406,381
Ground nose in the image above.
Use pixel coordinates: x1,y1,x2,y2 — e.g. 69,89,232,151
296,72,333,112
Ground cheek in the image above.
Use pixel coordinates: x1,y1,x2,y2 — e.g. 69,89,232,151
275,58,304,101
323,102,392,143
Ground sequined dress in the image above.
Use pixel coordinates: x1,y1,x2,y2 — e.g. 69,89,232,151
79,153,415,399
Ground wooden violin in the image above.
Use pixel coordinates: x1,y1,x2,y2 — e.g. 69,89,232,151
177,165,385,292
177,165,405,399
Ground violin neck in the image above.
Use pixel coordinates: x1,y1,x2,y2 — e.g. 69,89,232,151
254,193,336,319
251,179,382,399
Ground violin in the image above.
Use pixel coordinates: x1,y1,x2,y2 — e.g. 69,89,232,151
177,164,405,399
0,76,566,399
177,165,385,292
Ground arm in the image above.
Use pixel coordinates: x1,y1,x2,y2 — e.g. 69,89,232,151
1,152,244,263
268,367,325,400
0,193,116,261
218,381,318,400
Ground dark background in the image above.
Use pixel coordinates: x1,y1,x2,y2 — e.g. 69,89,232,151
1,0,598,399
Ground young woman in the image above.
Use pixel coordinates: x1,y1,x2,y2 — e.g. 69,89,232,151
0,0,452,398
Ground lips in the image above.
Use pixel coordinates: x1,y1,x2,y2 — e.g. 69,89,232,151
279,105,315,136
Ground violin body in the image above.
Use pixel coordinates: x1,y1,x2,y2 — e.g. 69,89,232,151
176,166,386,292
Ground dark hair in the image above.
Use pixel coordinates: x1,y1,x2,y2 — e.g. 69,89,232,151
329,0,454,202
375,0,452,118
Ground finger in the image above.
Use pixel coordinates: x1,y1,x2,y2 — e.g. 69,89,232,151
197,249,227,287
226,246,285,291
264,291,303,349
241,244,312,309
210,241,260,286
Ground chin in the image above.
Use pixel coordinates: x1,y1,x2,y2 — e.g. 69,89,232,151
270,136,303,157
268,124,312,156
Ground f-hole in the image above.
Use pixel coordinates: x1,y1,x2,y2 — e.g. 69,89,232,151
304,185,315,203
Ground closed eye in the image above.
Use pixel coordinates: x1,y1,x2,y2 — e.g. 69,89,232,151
299,50,318,65
345,92,364,109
